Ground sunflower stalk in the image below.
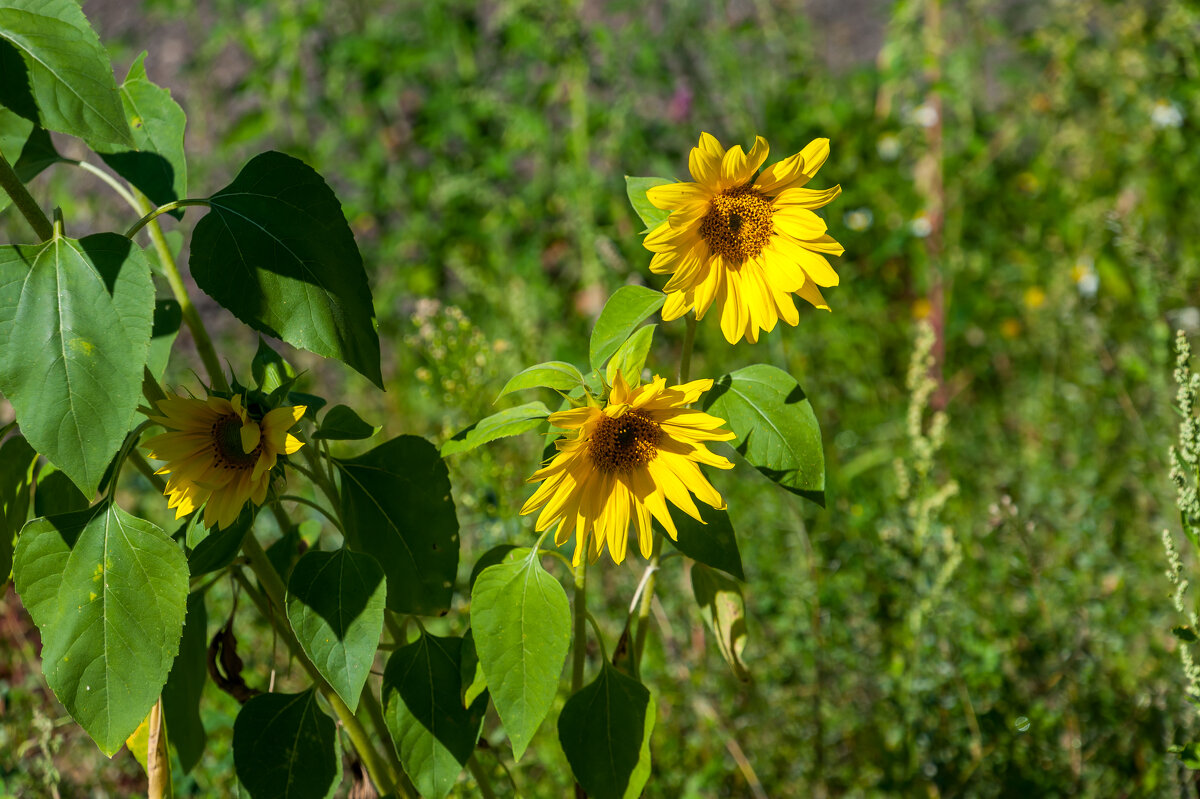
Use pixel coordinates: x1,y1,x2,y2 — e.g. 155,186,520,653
0,149,53,241
571,556,588,692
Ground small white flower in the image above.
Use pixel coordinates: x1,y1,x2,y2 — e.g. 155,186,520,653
909,213,933,238
1151,99,1184,130
877,134,901,161
844,207,873,231
910,103,939,128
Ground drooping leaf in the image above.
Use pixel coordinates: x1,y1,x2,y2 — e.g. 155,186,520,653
337,436,458,615
662,496,745,581
163,591,207,775
382,633,487,799
124,701,171,796
0,233,154,497
558,662,655,799
286,548,386,712
470,547,570,760
98,52,187,212
189,151,382,387
12,504,189,756
0,433,35,584
496,361,585,401
624,176,673,232
702,364,825,506
605,323,655,388
589,285,666,373
233,689,340,799
441,401,549,456
691,563,750,682
0,0,133,149
313,405,378,441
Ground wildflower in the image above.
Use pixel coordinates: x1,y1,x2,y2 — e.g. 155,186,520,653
143,393,305,529
1024,287,1046,310
1151,99,1183,130
844,207,873,232
642,133,844,344
909,213,933,238
521,373,734,564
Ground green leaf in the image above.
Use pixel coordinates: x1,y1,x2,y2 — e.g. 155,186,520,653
1173,742,1200,770
337,436,459,615
163,591,207,775
496,361,585,401
233,689,340,799
691,563,750,682
0,0,133,149
98,52,187,213
470,547,570,760
702,364,825,506
459,631,486,708
0,104,32,161
313,405,378,441
441,401,549,456
187,505,257,577
33,464,88,517
1174,626,1198,643
467,544,516,590
286,548,386,713
663,496,745,581
0,433,34,584
589,285,666,373
382,633,487,799
12,504,189,756
250,338,295,394
605,323,655,388
147,299,181,381
0,233,154,497
558,662,656,799
624,176,673,233
189,151,382,387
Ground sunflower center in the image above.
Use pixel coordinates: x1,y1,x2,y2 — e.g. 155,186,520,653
588,410,663,472
698,185,774,264
211,414,262,471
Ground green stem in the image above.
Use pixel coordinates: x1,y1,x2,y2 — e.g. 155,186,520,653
467,756,499,799
571,555,588,692
239,534,406,797
679,314,697,384
129,192,228,392
68,159,140,210
0,149,52,241
276,494,343,531
124,198,211,239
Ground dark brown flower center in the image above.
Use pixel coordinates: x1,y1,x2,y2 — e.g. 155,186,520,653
698,184,774,265
211,414,262,471
588,410,663,472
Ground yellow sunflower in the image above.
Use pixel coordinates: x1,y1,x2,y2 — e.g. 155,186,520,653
142,393,306,530
643,132,845,344
521,372,735,565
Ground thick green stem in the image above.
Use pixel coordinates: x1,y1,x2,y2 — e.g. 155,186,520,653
124,198,212,239
129,193,228,392
571,556,588,692
0,149,53,241
239,534,406,797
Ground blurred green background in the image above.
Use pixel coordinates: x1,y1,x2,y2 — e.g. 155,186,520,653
3,0,1199,796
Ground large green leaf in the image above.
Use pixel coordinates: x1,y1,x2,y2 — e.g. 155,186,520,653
286,548,386,712
469,547,570,760
233,689,340,799
99,52,187,213
702,364,825,506
495,361,585,401
589,285,665,373
186,505,257,576
162,591,207,774
605,323,655,388
0,233,154,497
0,433,34,584
147,299,181,381
558,662,656,799
663,496,745,581
691,563,750,682
336,436,458,615
382,633,487,799
12,504,188,756
189,151,382,387
441,401,549,457
0,0,133,149
624,176,673,232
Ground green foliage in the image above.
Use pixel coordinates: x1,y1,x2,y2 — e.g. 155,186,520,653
0,234,153,497
161,592,207,775
311,405,379,441
589,285,666,373
441,401,550,457
285,548,386,712
624,176,673,232
496,360,585,400
232,689,340,799
691,563,750,682
12,504,187,756
469,547,571,760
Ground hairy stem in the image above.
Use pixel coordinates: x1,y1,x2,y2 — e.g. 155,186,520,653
0,150,53,241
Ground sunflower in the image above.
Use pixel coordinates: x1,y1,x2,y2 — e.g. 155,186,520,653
521,372,735,565
643,132,845,344
142,393,306,530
